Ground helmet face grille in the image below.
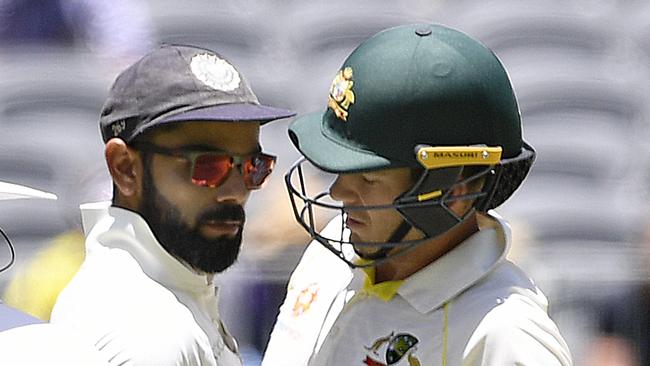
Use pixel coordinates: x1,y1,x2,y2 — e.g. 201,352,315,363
283,143,535,269
486,143,536,210
284,158,492,268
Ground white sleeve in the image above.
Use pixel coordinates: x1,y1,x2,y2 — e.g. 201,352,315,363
462,294,573,366
51,254,217,366
262,216,352,366
88,320,213,366
0,323,110,366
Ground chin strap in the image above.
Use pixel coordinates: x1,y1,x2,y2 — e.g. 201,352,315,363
388,219,413,244
354,219,413,261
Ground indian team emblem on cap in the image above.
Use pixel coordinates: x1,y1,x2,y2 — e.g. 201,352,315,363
190,53,241,92
328,66,355,121
363,332,421,366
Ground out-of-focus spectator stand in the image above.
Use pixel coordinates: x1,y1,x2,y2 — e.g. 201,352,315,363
4,1,650,366
0,0,149,321
584,279,650,366
435,1,650,365
581,4,650,363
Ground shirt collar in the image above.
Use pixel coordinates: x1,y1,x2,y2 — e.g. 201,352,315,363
80,201,215,294
358,265,405,302
397,211,510,313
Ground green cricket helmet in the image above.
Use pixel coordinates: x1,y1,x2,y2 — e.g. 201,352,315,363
285,23,535,267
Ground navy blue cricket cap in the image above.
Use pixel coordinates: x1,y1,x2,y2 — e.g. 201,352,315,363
100,44,295,143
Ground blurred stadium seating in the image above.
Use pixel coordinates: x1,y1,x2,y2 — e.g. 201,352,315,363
1,1,650,365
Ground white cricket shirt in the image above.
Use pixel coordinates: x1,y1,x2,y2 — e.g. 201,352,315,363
263,212,573,366
51,202,242,366
0,323,109,365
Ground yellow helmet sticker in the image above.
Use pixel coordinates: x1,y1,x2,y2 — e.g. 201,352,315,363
328,67,355,121
416,146,502,169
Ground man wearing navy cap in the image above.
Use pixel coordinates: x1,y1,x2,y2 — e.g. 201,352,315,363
265,24,572,365
51,44,294,366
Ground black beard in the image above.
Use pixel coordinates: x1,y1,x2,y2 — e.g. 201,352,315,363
138,158,245,274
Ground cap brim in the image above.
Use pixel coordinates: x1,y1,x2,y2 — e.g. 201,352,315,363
161,103,295,124
0,182,57,201
289,111,393,173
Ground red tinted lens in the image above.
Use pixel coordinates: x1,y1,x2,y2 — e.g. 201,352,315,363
243,154,276,189
191,154,232,187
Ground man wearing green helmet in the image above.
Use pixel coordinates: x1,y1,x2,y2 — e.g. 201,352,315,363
264,24,573,365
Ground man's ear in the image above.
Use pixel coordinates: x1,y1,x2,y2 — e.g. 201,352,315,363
449,181,470,199
448,179,473,217
105,138,141,200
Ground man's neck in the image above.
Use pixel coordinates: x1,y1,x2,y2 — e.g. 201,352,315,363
374,214,479,283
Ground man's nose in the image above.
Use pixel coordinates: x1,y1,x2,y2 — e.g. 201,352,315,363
214,168,249,205
329,175,356,204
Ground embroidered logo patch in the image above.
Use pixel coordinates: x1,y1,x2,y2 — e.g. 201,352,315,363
190,53,241,91
292,283,319,317
363,332,421,366
111,120,126,136
328,66,355,121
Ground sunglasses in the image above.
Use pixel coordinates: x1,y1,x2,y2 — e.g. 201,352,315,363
132,141,276,190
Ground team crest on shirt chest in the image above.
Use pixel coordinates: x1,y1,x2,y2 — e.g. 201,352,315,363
362,332,421,366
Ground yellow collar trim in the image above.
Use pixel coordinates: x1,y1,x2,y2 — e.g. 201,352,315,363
360,266,404,302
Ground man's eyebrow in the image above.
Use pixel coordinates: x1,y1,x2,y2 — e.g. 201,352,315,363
175,144,225,151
